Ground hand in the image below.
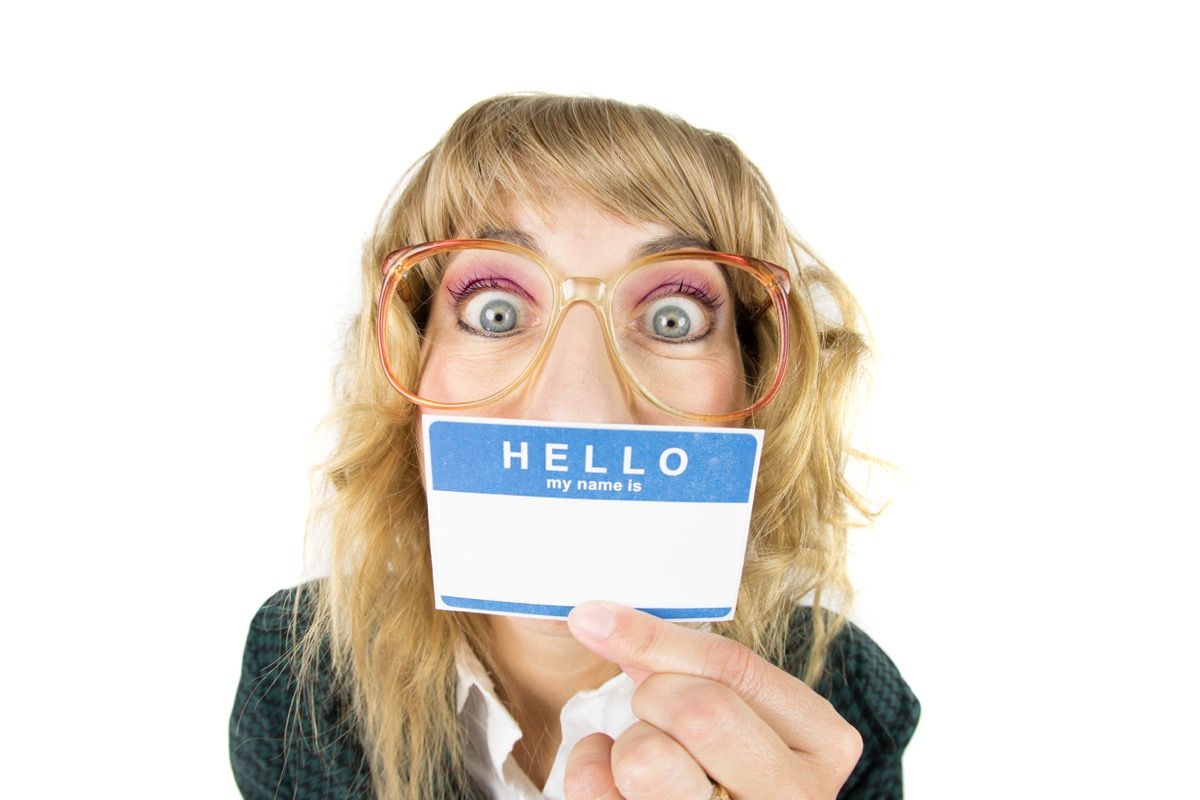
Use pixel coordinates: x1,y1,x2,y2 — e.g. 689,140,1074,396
562,601,863,800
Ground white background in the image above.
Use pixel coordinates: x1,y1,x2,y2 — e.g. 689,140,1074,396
4,1,1197,797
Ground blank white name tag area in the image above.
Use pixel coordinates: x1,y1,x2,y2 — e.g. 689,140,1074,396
422,415,764,622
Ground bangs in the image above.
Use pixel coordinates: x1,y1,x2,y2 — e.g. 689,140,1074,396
424,95,748,250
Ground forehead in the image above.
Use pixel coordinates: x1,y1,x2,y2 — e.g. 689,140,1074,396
480,192,711,278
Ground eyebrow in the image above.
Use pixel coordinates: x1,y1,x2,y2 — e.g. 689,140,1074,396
475,227,541,253
474,227,713,259
632,233,714,258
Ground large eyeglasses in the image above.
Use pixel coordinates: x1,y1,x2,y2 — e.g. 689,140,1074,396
376,239,791,422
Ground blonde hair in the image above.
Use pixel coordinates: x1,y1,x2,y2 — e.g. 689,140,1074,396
289,93,876,800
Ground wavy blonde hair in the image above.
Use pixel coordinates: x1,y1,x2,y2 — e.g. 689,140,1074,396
288,93,876,800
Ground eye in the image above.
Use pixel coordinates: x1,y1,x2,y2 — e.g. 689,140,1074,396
461,290,524,335
651,302,692,338
642,295,711,341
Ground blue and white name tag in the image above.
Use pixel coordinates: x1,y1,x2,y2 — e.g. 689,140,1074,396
422,415,764,621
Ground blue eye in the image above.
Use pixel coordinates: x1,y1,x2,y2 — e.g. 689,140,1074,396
652,305,692,338
479,297,517,333
459,289,527,336
642,295,711,342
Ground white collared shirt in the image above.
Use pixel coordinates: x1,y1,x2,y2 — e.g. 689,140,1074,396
455,639,639,800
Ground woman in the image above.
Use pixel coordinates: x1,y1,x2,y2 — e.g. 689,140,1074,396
230,94,920,800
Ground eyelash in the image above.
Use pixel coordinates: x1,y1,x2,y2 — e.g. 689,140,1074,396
445,274,525,305
447,275,723,310
645,280,724,310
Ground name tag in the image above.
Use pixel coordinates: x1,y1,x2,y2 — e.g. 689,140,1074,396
422,415,764,621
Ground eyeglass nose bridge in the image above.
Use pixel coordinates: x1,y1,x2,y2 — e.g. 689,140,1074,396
539,275,633,402
552,276,621,364
560,276,608,308
549,274,621,366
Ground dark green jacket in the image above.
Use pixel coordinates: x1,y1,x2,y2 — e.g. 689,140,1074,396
230,585,920,799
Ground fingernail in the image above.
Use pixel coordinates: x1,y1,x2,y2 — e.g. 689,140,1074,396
569,602,619,640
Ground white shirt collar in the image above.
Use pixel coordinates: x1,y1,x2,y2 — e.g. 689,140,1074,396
454,637,638,799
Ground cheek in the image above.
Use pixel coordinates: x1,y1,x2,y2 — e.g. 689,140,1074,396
677,317,751,422
665,331,750,423
690,357,749,420
413,315,485,403
415,350,451,403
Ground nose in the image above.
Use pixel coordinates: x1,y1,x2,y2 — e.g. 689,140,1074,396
514,300,637,424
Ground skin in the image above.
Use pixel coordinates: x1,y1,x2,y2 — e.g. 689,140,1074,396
417,192,862,799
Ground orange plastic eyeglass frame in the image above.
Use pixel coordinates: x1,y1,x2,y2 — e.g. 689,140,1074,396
375,238,792,423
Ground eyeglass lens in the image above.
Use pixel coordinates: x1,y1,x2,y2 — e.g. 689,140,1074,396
383,248,780,418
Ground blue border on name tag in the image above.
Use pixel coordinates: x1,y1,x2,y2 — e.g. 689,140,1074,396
441,595,731,619
428,420,758,503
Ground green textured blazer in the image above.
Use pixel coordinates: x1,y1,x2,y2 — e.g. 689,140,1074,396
230,585,920,799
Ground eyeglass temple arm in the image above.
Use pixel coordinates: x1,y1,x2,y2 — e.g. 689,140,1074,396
379,243,441,312
747,260,792,319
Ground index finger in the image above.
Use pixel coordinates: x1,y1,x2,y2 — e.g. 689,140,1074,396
567,600,844,752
